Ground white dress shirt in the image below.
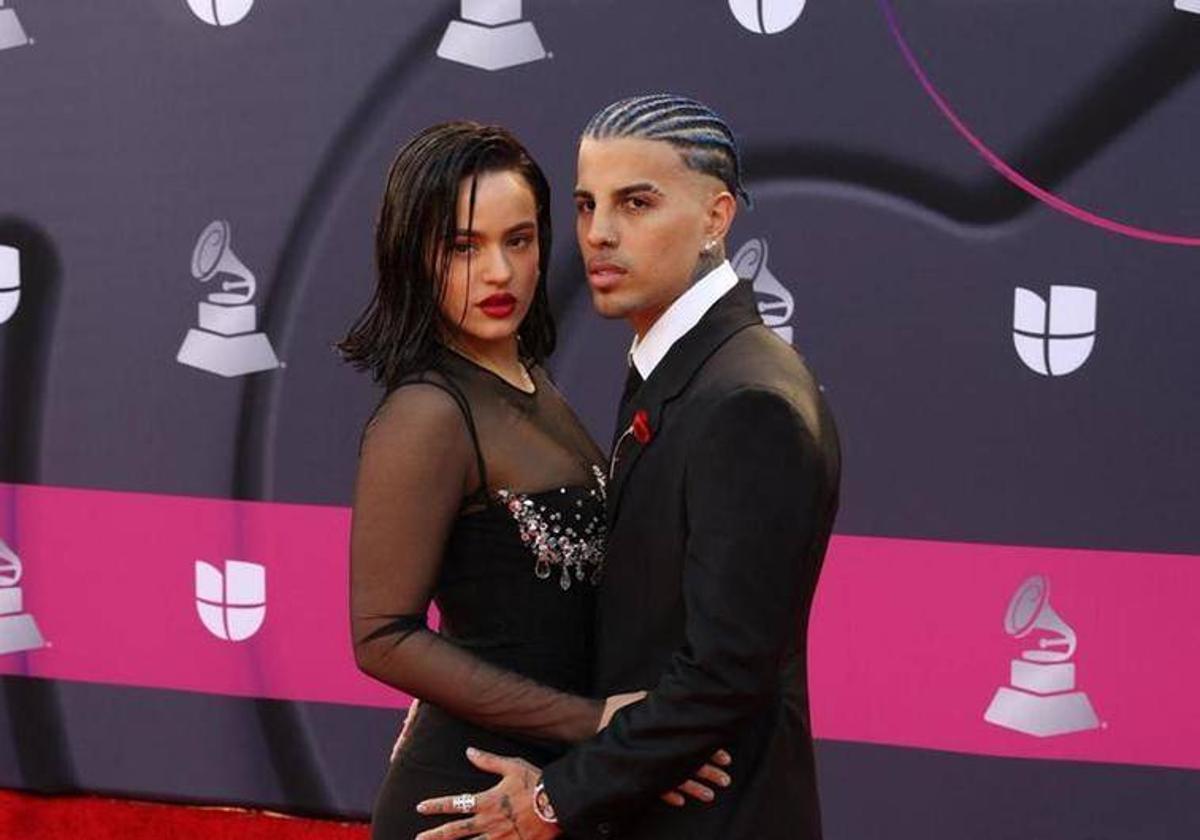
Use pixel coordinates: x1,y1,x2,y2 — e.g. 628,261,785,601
629,260,740,379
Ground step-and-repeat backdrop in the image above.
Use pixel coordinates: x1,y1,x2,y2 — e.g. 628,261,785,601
1,2,1198,836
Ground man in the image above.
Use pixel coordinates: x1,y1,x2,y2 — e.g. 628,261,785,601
415,94,841,840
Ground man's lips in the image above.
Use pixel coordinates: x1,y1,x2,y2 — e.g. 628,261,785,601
478,293,517,318
587,260,628,291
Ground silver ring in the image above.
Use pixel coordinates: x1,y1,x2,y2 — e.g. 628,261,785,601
452,793,477,814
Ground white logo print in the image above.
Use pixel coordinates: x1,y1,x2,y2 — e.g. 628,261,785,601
732,238,795,344
0,537,46,655
195,560,266,641
1176,1,1200,14
186,0,255,27
984,575,1100,737
0,245,19,325
1012,285,1096,376
729,0,808,34
438,0,547,71
0,1,31,52
176,220,281,377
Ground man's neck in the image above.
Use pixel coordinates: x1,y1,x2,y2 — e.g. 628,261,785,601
630,251,724,339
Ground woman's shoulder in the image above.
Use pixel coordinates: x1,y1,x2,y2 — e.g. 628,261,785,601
362,370,471,445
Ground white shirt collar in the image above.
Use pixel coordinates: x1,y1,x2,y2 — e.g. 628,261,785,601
629,260,740,379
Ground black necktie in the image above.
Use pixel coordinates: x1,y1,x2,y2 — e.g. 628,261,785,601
612,363,644,451
620,363,643,409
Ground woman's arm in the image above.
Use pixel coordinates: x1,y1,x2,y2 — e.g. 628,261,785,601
350,382,602,744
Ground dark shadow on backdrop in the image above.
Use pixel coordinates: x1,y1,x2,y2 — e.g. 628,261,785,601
226,5,453,815
743,16,1200,224
0,218,61,484
0,221,74,792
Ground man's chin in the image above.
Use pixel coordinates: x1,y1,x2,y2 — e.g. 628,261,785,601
589,289,643,321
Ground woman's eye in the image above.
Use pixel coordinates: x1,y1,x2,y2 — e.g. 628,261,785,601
575,200,593,214
624,196,650,211
453,241,476,255
507,236,532,250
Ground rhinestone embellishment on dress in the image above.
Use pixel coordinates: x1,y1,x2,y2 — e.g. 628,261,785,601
496,465,607,591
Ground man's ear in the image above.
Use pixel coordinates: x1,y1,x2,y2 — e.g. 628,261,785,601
705,190,737,245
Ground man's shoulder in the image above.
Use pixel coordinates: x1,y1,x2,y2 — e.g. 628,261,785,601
692,324,818,398
678,325,832,442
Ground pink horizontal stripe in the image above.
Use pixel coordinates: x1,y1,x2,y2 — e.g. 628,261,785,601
809,535,1200,771
1,482,1197,771
0,481,406,710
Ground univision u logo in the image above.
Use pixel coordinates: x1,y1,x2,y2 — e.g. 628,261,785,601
195,559,266,641
185,0,255,27
1012,285,1097,377
728,0,808,34
0,245,19,325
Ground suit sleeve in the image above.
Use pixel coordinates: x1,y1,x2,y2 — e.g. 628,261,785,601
540,387,827,837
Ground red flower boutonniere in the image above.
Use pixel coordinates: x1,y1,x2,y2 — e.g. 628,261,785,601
609,408,654,480
631,409,653,445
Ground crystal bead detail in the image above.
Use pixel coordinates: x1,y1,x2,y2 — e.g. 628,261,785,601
494,465,607,590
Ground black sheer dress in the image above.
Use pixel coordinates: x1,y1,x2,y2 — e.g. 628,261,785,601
350,350,608,838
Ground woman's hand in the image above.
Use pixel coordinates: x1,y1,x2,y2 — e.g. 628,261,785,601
598,691,646,731
390,698,421,763
661,749,733,807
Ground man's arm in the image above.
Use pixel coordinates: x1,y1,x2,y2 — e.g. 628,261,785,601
540,386,828,838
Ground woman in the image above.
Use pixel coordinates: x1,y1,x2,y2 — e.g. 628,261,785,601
341,123,710,838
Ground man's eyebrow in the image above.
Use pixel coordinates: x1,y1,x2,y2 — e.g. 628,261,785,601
615,182,664,199
573,183,665,201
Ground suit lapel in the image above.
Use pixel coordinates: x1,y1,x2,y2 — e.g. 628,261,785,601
607,280,762,525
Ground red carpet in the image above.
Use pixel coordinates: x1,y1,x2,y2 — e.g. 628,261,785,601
0,789,370,840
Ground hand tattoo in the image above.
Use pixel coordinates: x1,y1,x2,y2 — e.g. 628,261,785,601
499,793,527,840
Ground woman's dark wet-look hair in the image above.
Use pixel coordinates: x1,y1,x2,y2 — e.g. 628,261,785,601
337,121,555,388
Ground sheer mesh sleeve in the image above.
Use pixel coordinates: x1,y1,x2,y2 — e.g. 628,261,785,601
349,381,603,744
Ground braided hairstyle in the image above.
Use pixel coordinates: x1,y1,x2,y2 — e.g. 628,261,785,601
582,93,752,207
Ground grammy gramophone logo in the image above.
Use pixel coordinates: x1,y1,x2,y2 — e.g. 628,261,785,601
437,0,547,72
732,238,795,344
176,220,280,377
984,575,1100,737
0,1,32,52
0,537,46,656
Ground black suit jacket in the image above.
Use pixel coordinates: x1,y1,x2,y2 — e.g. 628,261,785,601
540,280,841,839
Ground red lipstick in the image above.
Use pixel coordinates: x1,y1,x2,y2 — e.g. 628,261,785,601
478,292,517,319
